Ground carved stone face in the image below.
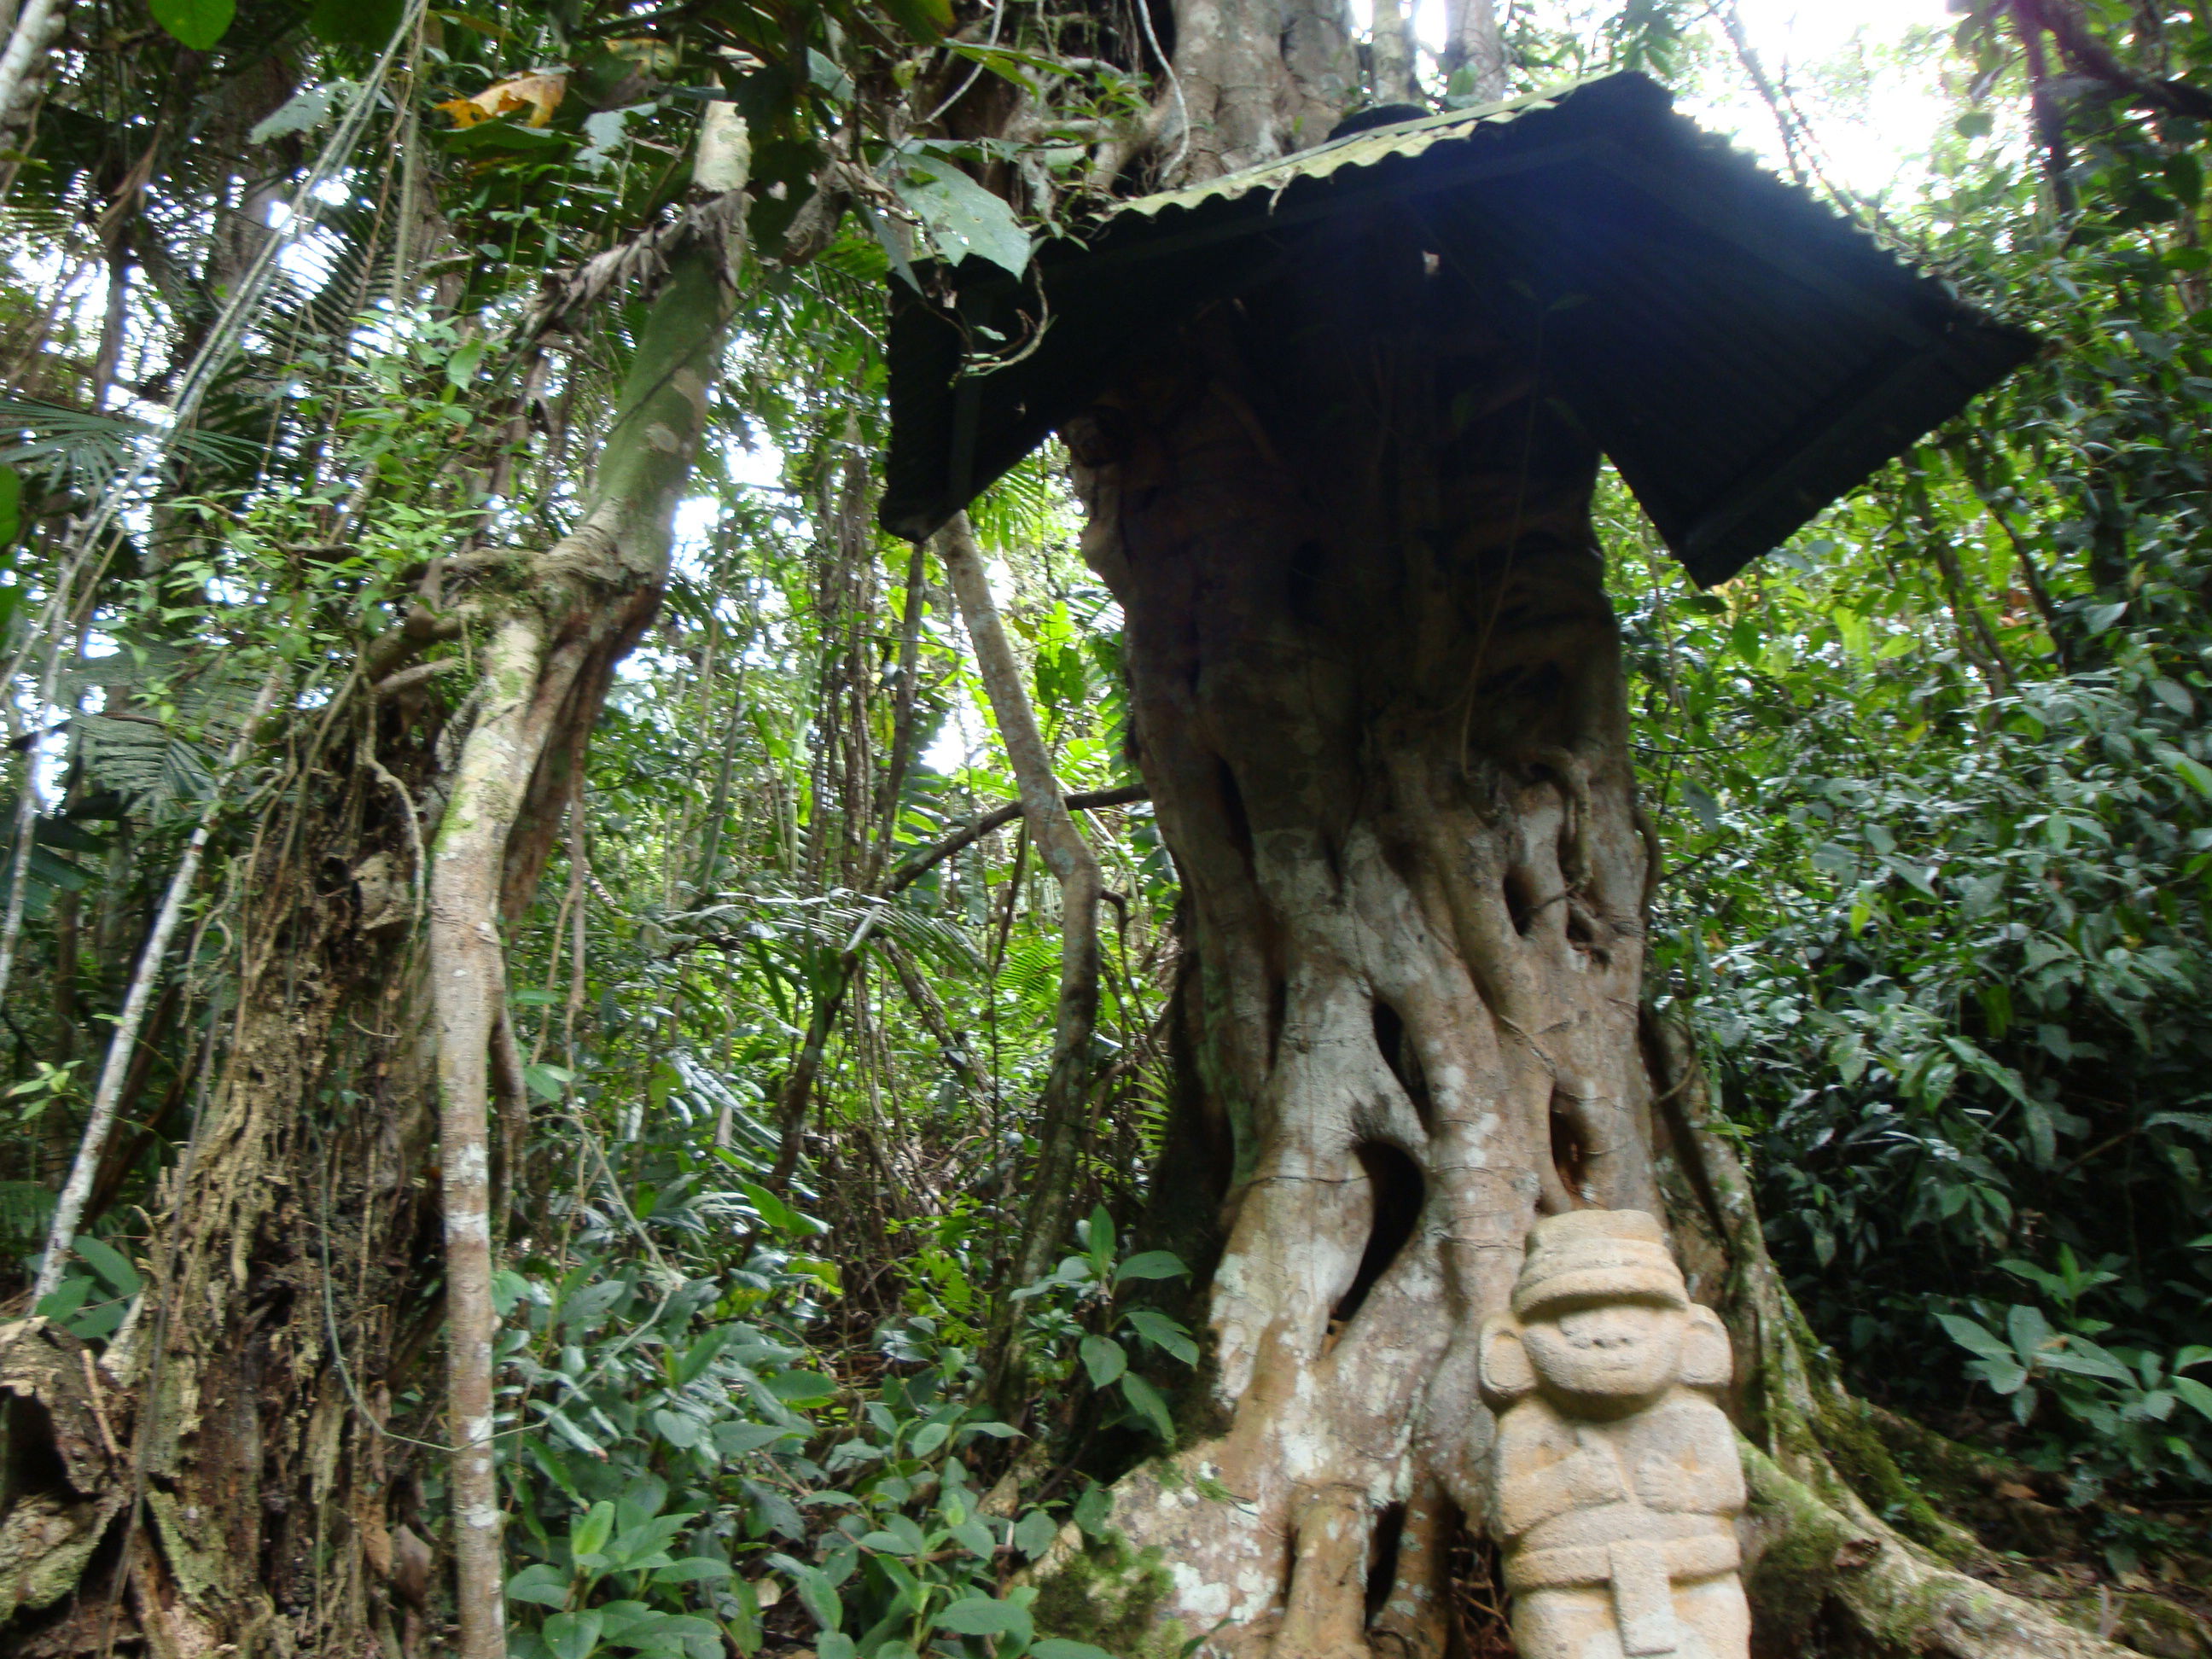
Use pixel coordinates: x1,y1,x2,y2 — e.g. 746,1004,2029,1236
1518,1295,1685,1412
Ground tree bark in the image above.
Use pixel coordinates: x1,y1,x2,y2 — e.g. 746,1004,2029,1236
1063,215,1642,1659
1368,0,1417,108
1440,0,1506,100
1171,0,1354,178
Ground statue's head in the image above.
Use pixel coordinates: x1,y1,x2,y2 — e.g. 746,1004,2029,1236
1477,1210,1731,1417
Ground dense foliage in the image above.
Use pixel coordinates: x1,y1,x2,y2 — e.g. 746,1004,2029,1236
1626,24,2212,1560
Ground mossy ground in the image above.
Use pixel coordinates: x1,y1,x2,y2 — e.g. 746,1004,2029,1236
1031,1527,1184,1659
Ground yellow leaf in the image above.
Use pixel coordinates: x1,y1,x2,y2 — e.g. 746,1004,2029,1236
437,71,567,130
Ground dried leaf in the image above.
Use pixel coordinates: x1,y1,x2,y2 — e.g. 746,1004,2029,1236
438,72,568,130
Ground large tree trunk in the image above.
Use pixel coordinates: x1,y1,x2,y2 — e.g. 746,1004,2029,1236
1062,212,1644,1659
1041,212,2145,1659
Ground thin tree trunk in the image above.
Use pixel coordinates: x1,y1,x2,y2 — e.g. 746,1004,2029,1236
938,513,1105,1314
1440,0,1505,98
0,0,64,153
1369,0,1417,106
430,614,553,1659
428,178,744,1650
870,538,930,887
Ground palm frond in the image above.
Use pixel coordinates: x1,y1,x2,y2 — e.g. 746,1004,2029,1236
66,644,270,820
968,440,1073,551
0,398,261,493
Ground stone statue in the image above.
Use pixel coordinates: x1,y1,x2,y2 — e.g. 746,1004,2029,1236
1478,1209,1749,1659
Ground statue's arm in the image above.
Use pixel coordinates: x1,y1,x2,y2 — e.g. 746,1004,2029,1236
1495,1406,1629,1536
1633,1397,1747,1515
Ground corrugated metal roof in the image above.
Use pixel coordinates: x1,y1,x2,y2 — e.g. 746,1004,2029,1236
879,72,2036,586
1112,81,1583,218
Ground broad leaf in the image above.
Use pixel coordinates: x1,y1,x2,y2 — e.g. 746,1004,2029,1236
544,1611,603,1659
509,1564,573,1609
892,155,1030,276
1114,1251,1188,1284
1124,1308,1199,1365
149,0,234,49
1120,1373,1176,1442
1080,1335,1126,1388
936,1597,1033,1643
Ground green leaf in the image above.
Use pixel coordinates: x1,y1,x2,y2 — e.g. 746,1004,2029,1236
1072,1484,1111,1538
740,1180,826,1237
763,1369,836,1407
0,463,20,546
1033,1644,1117,1659
875,0,952,42
559,1278,626,1330
1123,1307,1199,1365
1080,1335,1127,1388
69,1301,125,1340
149,0,234,49
806,49,855,102
767,1555,841,1633
509,1563,573,1608
74,1236,141,1296
2005,1303,2054,1365
651,1408,702,1449
439,116,570,155
653,1557,732,1585
1012,1507,1058,1558
725,1576,763,1656
308,0,404,46
2172,1375,2212,1421
2175,754,2212,800
891,155,1031,276
34,1277,92,1321
2041,1335,2134,1385
936,1598,1033,1643
713,1422,798,1458
544,1610,603,1659
1119,1372,1175,1442
1085,1202,1115,1281
571,1500,615,1562
1935,1313,2011,1363
249,84,341,145
1970,1355,2030,1395
1113,1250,1187,1284
446,340,486,389
524,1063,574,1102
